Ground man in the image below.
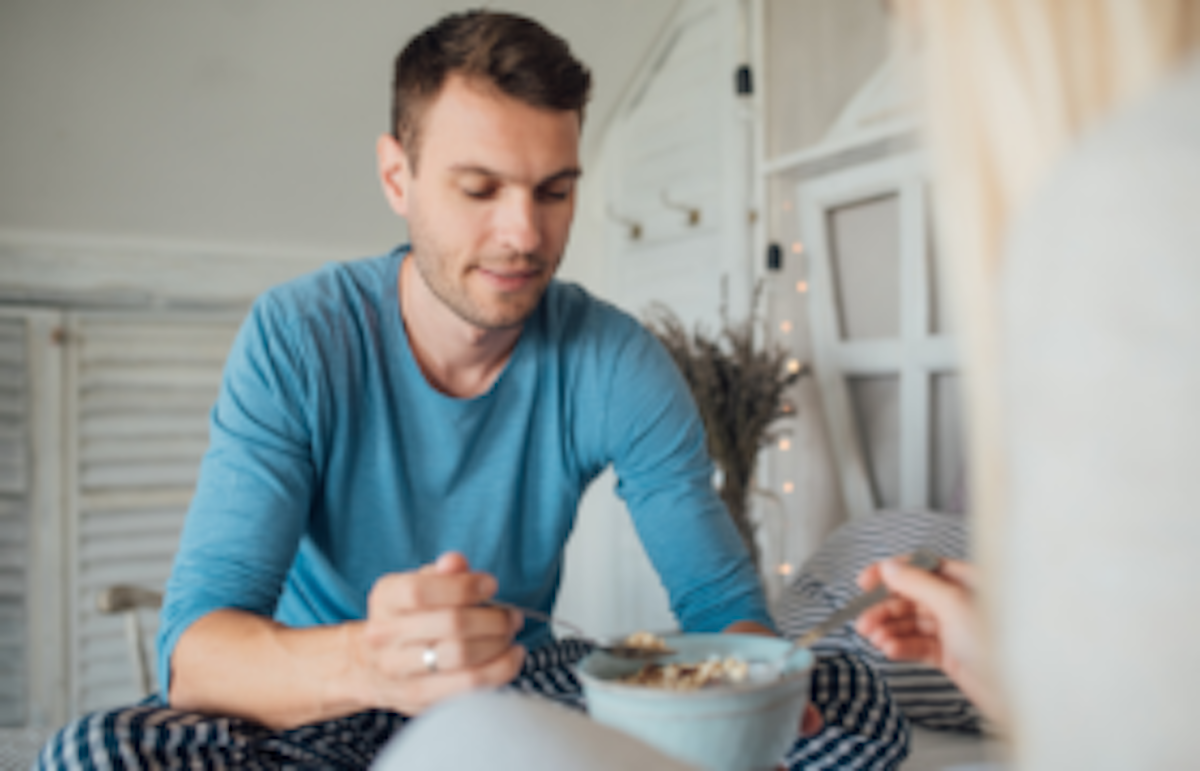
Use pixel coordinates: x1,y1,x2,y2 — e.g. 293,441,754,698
39,12,907,769
161,9,774,728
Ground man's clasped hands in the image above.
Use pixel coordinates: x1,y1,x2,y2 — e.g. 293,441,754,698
351,552,526,716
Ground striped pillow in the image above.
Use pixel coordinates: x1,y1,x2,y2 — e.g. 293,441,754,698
775,510,983,733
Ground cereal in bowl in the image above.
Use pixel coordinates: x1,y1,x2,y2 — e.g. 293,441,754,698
622,631,671,651
620,656,751,691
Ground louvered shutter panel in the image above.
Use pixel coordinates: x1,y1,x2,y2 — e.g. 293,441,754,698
67,312,241,715
0,317,30,726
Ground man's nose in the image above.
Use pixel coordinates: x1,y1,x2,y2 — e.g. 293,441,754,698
497,193,542,255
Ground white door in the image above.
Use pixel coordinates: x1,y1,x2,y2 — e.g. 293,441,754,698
558,0,753,638
602,0,753,326
797,154,963,520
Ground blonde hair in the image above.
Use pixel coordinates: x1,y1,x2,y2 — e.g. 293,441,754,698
902,0,1200,732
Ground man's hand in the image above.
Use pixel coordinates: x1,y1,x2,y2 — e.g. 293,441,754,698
854,556,998,720
169,552,524,728
349,552,526,716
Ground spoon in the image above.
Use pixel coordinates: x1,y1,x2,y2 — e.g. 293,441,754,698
486,600,678,661
771,549,944,673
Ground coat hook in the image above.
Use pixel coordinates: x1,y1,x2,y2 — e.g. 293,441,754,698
661,190,701,226
606,205,643,240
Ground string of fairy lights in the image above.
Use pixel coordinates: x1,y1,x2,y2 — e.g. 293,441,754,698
759,194,810,585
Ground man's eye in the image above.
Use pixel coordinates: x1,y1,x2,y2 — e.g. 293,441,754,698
538,187,571,202
463,187,496,200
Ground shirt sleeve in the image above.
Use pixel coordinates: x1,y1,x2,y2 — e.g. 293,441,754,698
603,323,775,634
156,294,318,699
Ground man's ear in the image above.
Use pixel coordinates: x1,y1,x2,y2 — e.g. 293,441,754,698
377,133,411,218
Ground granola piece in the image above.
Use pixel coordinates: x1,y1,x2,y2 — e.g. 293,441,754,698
619,656,751,690
623,631,670,651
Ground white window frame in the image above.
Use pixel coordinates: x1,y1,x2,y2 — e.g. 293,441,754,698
796,153,956,519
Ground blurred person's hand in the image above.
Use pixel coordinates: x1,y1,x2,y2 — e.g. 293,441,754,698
855,556,997,720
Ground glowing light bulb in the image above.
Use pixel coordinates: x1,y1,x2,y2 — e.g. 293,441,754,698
779,320,793,334
795,281,808,294
778,438,791,451
791,242,804,254
781,200,793,212
787,359,801,374
777,563,794,576
782,481,795,494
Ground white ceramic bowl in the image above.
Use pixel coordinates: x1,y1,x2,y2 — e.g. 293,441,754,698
576,634,813,771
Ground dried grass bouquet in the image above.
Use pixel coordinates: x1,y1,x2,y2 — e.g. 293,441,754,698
646,287,808,572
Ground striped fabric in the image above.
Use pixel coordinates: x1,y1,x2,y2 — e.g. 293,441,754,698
775,510,983,733
37,639,909,770
783,650,910,770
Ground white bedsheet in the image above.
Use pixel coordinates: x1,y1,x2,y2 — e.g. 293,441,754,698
904,727,1006,771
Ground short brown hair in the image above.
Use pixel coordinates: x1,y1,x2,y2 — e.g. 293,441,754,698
391,10,592,171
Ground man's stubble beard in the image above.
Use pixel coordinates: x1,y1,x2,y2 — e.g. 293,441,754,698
406,207,556,332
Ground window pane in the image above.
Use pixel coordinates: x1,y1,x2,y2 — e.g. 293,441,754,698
930,373,966,512
847,375,900,509
828,194,901,340
928,207,955,335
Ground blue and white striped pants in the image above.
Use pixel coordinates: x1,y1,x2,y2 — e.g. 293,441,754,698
36,641,908,770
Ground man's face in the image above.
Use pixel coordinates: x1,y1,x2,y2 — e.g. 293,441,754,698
380,74,582,331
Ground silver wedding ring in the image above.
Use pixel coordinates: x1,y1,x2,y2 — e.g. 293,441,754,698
422,644,439,674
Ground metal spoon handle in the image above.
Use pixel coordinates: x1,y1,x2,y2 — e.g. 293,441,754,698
793,548,943,650
794,584,890,649
484,600,676,659
484,599,590,640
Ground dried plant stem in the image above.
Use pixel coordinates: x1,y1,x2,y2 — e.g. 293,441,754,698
647,286,808,572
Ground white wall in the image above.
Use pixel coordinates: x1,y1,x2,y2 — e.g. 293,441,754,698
0,0,674,265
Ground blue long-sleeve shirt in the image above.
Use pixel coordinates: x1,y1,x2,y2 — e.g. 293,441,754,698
158,247,772,697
